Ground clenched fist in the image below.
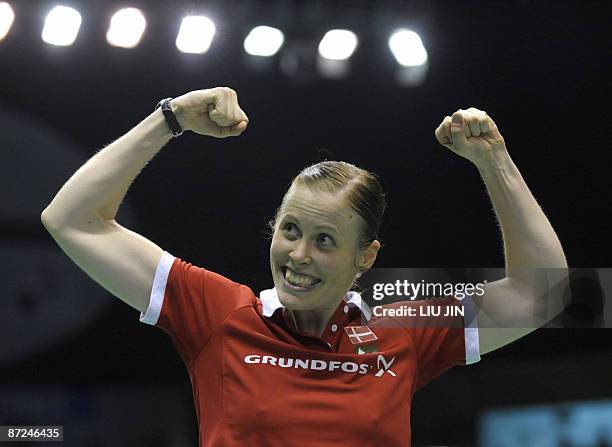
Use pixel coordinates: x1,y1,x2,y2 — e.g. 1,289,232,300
171,87,249,138
435,107,506,165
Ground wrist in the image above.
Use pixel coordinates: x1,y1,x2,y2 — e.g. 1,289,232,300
152,107,174,141
474,148,512,174
169,98,187,131
156,98,184,137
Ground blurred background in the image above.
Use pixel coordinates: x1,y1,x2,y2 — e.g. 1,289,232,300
1,0,611,445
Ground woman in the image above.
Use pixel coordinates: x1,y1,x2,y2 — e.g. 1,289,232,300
41,87,567,446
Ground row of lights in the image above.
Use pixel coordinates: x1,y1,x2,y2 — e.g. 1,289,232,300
0,2,428,67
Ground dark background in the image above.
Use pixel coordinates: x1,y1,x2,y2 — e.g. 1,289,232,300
1,0,611,445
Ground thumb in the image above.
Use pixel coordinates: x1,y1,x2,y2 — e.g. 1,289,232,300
229,120,248,136
450,112,467,148
213,120,248,138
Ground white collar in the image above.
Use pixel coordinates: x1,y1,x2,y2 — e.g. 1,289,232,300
259,287,372,321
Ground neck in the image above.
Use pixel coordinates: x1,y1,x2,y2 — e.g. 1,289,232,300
287,305,339,338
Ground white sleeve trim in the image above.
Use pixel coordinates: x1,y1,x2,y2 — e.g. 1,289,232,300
139,251,176,325
462,296,481,364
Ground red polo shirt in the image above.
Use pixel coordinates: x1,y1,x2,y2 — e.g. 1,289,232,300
140,252,480,447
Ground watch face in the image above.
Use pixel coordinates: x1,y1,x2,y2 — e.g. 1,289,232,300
157,99,183,136
155,98,172,110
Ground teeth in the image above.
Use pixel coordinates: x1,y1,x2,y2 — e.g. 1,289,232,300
285,269,319,288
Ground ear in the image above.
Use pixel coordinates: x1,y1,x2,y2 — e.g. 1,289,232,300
360,239,381,272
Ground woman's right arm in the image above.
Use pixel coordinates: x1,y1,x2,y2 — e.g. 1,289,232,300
41,88,248,313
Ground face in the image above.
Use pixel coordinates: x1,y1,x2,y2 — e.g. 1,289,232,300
270,184,379,311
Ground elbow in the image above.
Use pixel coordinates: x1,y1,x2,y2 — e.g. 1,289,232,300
552,242,569,269
41,208,61,232
553,240,569,269
41,207,51,226
41,207,114,232
41,206,71,232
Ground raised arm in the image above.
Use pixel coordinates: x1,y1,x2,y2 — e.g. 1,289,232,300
41,87,248,313
435,108,568,355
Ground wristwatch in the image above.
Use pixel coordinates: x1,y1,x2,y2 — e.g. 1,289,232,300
155,97,183,137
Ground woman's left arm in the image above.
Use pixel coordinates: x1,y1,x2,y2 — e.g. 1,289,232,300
435,108,569,355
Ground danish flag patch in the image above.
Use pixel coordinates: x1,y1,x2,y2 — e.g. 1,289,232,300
344,326,378,345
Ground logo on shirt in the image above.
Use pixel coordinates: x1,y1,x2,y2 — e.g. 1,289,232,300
344,326,378,344
243,354,397,378
355,344,378,354
375,354,396,377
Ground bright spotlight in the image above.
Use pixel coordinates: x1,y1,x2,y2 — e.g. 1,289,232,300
388,29,428,67
318,29,358,60
41,5,82,46
176,16,215,54
0,2,15,42
106,8,146,49
244,26,284,57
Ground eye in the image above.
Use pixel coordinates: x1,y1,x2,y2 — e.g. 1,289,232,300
317,234,335,247
282,222,299,238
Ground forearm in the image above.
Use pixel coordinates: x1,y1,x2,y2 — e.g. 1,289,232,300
42,108,172,228
476,150,567,274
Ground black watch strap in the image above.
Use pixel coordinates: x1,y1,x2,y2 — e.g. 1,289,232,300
155,97,183,137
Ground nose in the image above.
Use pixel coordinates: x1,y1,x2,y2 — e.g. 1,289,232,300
289,238,312,265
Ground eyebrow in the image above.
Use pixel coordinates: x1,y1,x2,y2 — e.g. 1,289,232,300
282,214,339,234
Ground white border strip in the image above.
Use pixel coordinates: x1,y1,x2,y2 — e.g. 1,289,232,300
260,288,282,317
140,251,176,325
462,296,481,364
260,288,373,321
346,291,372,321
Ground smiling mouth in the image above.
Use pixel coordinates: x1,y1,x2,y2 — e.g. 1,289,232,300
281,266,322,290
